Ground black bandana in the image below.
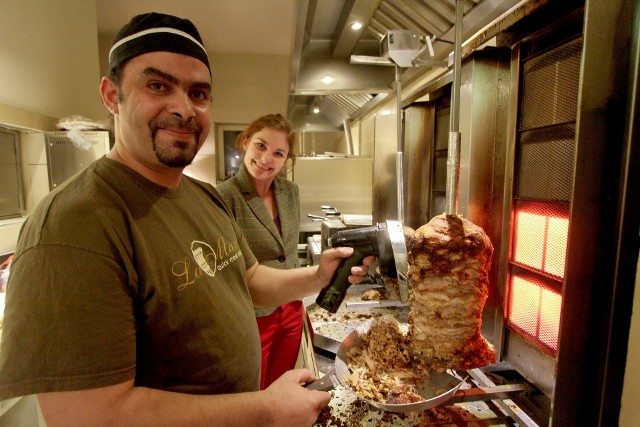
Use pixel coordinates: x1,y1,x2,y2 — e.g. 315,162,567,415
109,12,210,74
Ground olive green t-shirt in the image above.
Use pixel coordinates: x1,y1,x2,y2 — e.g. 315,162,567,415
0,157,260,399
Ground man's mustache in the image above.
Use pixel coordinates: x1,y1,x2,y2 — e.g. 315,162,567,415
154,117,202,134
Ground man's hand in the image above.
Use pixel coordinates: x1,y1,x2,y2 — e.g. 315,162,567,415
246,248,375,309
39,372,331,427
263,369,330,426
316,247,375,287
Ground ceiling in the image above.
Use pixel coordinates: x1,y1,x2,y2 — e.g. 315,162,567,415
96,0,521,132
95,0,297,56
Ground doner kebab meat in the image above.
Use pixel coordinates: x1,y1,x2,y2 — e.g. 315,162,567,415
343,214,495,405
407,213,496,370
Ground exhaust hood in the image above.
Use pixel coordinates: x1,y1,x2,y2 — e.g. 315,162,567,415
287,0,523,131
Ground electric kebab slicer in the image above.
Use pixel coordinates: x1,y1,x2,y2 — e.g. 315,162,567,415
315,220,409,313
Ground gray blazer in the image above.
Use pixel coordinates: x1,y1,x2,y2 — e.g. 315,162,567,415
216,164,301,316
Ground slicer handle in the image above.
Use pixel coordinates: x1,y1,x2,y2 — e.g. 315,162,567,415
315,245,374,313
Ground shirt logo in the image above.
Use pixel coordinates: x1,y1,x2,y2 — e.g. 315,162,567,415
191,241,217,277
172,239,241,291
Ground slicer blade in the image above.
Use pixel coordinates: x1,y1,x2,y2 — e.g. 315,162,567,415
385,219,409,303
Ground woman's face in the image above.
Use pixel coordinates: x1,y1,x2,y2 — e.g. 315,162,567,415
242,127,290,183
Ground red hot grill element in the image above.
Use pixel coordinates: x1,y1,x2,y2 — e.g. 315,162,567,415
506,201,568,355
512,202,568,279
508,271,562,354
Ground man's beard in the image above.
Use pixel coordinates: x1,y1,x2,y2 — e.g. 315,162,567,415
151,116,202,168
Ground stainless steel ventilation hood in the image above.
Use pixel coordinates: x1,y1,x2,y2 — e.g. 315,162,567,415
287,0,524,131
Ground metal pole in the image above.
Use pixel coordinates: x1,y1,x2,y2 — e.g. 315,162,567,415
342,119,354,156
445,0,464,216
395,65,405,222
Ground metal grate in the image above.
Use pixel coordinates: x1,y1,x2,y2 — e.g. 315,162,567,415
518,38,582,131
369,0,481,39
507,37,583,357
318,93,374,128
515,124,576,202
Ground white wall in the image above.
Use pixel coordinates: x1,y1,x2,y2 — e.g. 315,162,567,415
0,0,105,123
187,52,290,185
209,52,289,124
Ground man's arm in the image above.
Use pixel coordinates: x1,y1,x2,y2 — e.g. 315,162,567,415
38,369,328,427
245,247,374,308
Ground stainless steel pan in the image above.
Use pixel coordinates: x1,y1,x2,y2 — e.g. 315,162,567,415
334,321,466,413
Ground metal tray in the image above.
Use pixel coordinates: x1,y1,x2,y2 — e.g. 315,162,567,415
334,321,466,413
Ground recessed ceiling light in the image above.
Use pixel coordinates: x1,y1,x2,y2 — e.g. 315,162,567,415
350,21,363,30
312,106,320,114
321,75,334,85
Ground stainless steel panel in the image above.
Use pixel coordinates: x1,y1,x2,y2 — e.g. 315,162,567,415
372,112,399,223
505,332,555,397
403,104,435,230
45,131,110,190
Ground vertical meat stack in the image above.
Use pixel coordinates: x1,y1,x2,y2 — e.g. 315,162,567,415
407,213,496,370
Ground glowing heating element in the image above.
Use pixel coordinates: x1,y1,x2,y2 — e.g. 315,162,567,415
513,209,568,278
507,203,568,354
509,275,562,351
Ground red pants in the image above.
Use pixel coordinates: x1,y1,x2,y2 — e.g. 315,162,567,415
256,300,304,389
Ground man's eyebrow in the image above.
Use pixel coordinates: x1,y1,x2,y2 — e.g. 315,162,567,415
142,67,211,91
143,67,179,85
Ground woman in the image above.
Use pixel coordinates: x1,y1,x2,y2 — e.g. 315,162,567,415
216,113,315,389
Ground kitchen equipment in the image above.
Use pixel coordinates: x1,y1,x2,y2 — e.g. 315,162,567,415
304,368,338,392
306,234,322,266
0,128,24,219
313,334,341,356
315,219,408,313
310,2,634,425
344,300,409,309
445,0,464,217
45,131,110,190
320,219,346,252
307,214,325,221
334,321,466,413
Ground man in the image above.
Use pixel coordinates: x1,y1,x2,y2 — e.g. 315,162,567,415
0,13,372,426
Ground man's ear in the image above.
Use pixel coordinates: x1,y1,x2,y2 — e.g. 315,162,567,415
100,77,119,115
